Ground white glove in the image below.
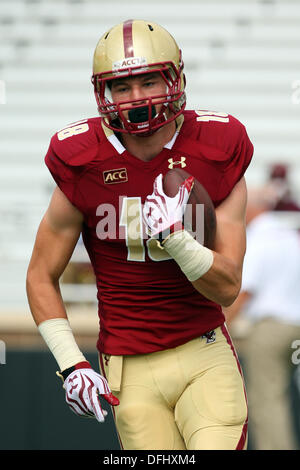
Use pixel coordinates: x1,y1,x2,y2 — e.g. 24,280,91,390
64,367,119,423
143,173,194,240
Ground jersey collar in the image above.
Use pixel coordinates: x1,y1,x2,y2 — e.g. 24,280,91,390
101,114,185,155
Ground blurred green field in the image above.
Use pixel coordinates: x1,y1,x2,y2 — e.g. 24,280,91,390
0,349,120,450
0,308,120,450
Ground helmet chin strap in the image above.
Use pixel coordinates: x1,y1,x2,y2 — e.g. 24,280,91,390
128,105,156,123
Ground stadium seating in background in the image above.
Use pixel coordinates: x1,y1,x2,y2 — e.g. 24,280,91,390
0,0,300,309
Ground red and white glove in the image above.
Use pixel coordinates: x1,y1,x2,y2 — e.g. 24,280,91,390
61,361,119,423
143,173,194,242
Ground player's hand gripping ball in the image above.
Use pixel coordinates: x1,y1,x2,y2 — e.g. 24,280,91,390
143,170,216,249
143,173,194,241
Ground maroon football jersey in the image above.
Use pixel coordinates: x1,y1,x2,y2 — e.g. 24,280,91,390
45,110,253,355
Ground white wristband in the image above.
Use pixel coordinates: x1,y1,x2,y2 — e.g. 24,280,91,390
163,230,214,281
38,318,86,371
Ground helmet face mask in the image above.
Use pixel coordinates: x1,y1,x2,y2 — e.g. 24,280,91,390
91,20,186,136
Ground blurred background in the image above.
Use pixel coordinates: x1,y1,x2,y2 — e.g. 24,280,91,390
1,0,300,450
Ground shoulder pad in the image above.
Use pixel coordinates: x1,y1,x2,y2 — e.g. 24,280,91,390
181,110,251,163
50,117,103,166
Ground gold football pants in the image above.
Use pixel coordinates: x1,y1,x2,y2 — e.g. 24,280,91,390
99,325,248,450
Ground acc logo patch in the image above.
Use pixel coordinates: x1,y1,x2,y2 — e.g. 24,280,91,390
103,168,128,184
113,56,147,72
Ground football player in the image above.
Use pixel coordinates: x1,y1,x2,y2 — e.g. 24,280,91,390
26,19,253,450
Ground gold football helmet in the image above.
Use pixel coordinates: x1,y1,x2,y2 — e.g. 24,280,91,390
91,19,186,135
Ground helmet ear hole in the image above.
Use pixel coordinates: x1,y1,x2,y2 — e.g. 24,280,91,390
148,24,154,31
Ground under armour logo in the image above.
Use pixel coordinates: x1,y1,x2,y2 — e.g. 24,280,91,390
68,376,78,394
168,157,186,169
